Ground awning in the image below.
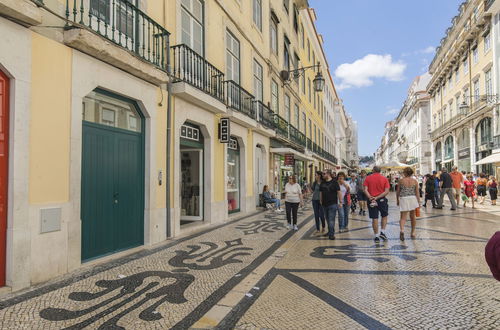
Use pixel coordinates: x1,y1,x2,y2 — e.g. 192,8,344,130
270,148,315,161
474,152,500,165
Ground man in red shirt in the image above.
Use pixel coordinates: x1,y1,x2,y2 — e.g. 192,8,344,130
364,166,391,243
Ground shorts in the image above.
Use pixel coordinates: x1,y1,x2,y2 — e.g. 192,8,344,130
477,186,487,197
368,197,389,219
453,188,461,197
357,191,367,201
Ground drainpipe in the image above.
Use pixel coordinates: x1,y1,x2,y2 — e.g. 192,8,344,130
166,36,172,238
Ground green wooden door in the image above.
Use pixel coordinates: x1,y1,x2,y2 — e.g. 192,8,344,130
81,122,144,261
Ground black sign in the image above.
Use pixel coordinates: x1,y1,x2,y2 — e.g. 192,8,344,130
458,148,470,160
219,118,230,143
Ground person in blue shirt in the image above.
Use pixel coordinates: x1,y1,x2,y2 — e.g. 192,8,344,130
262,185,282,212
433,171,441,206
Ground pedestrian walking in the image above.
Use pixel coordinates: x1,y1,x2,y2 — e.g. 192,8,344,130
311,171,326,234
463,174,475,208
450,166,463,208
363,166,390,243
262,185,282,212
349,173,358,214
436,168,457,210
337,172,350,232
356,170,368,216
423,173,436,208
487,176,497,206
485,231,500,281
396,167,420,241
433,171,441,205
284,175,303,231
476,173,488,204
320,170,343,240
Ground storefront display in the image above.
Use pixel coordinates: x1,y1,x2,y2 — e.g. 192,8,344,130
227,138,240,213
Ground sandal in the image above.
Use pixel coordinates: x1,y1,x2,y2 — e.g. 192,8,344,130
400,232,405,241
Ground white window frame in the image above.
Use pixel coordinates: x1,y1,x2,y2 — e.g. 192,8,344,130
253,0,262,31
181,0,204,55
226,30,240,83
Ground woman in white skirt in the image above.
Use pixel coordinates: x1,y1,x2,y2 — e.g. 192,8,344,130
396,167,420,241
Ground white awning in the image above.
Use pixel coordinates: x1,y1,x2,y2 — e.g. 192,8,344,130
474,152,500,165
270,148,315,161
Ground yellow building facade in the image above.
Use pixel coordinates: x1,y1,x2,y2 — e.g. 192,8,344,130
0,0,341,292
428,0,496,174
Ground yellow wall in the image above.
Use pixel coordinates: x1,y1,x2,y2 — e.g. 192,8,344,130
214,116,225,202
247,130,253,196
156,89,167,209
29,33,72,204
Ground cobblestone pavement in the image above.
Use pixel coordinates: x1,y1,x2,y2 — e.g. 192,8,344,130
0,196,499,329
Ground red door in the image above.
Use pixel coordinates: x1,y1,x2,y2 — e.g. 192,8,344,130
0,70,9,286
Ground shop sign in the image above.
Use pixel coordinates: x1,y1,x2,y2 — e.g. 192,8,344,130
284,154,295,165
458,148,470,160
477,144,490,152
218,118,230,143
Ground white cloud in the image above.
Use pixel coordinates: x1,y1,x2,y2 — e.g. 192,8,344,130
334,54,406,90
421,46,435,54
385,108,399,116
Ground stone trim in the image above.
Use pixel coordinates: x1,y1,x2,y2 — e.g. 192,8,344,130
0,0,42,26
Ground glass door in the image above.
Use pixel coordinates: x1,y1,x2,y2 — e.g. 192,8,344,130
180,149,203,221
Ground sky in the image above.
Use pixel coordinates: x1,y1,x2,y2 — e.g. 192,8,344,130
310,0,464,156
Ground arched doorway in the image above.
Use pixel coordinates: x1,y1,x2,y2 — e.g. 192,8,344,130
81,89,145,261
0,70,9,286
434,142,442,171
475,117,493,175
444,135,454,172
180,122,204,223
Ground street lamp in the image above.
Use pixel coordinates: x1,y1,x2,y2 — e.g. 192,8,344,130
280,62,325,92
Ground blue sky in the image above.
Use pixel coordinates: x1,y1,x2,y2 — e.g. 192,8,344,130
310,0,464,156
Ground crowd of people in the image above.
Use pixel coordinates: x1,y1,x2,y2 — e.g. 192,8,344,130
261,165,498,243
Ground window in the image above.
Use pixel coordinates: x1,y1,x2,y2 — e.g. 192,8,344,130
464,88,470,105
253,60,263,102
301,73,306,94
293,4,299,33
270,15,278,55
300,24,305,48
283,0,289,13
443,106,447,123
448,75,452,89
226,30,240,83
312,52,316,68
90,0,110,23
455,68,459,83
473,79,480,102
314,124,317,142
463,56,469,74
294,104,299,128
455,95,460,114
308,78,311,102
181,0,204,55
283,37,290,70
116,1,134,37
484,32,491,53
307,40,310,62
313,90,316,108
473,46,479,64
284,94,291,122
271,79,279,113
302,112,306,134
485,69,492,95
253,0,262,31
308,118,312,138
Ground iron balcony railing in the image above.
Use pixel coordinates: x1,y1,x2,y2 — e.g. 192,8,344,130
253,101,275,129
289,125,306,147
494,135,500,149
62,0,170,70
342,159,349,167
307,138,312,150
224,80,255,119
273,114,289,138
431,94,498,139
171,44,225,101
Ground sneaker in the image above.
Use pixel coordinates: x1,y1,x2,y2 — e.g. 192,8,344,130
374,236,380,243
287,224,292,229
359,210,362,215
329,235,335,240
322,233,330,237
379,232,388,241
276,209,282,213
363,210,366,216
293,225,298,231
450,208,456,211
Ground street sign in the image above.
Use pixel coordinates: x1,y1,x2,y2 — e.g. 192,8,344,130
219,118,230,143
284,154,295,165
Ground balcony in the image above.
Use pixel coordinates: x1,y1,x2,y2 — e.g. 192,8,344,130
224,80,255,119
494,135,500,149
289,125,306,147
63,0,169,71
273,114,289,138
172,44,225,102
431,94,498,139
485,0,495,11
253,101,275,130
407,157,419,165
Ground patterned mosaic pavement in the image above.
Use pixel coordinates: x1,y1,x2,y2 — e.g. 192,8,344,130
0,197,498,329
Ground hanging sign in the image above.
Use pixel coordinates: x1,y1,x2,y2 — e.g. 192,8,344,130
284,154,295,165
219,118,230,143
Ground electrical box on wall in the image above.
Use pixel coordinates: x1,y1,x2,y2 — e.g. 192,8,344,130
219,117,230,143
40,208,62,234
